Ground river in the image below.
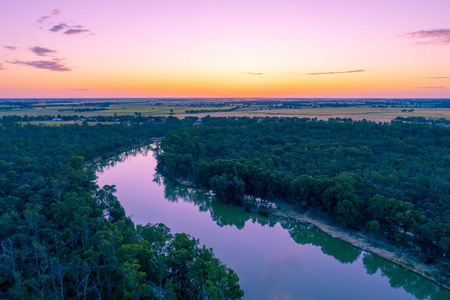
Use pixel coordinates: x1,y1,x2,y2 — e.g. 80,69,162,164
95,145,450,300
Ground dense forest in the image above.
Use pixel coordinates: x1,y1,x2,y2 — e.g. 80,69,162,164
156,117,450,264
0,116,243,299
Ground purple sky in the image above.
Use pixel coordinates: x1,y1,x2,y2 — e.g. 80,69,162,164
0,0,449,97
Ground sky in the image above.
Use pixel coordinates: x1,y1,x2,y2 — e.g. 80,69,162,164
0,0,449,98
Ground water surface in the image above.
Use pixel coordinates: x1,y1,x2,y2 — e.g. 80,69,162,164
96,146,449,300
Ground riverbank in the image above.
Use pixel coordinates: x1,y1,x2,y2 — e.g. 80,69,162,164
164,173,449,290
270,200,450,291
83,137,162,171
167,174,449,290
90,142,449,291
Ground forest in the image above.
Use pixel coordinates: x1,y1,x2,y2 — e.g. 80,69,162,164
0,116,244,299
156,116,450,264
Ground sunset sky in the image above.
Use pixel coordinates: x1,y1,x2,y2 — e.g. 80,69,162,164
1,0,449,98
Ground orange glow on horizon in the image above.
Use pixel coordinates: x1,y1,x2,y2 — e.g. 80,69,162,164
1,1,449,98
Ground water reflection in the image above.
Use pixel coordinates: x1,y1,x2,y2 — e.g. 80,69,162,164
159,175,276,230
160,174,362,264
281,220,362,264
96,145,450,300
362,253,448,300
95,145,154,171
157,168,450,300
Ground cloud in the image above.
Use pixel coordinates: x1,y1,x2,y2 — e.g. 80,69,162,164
414,76,450,79
30,46,57,57
0,63,5,70
417,86,447,89
37,9,61,23
305,69,365,75
4,46,17,51
50,23,68,32
64,27,90,35
9,59,71,72
401,29,450,45
50,23,90,35
37,16,50,24
73,88,90,91
247,72,264,76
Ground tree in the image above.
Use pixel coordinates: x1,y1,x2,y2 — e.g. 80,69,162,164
209,174,245,205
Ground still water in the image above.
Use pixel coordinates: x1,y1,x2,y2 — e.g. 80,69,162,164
95,145,449,300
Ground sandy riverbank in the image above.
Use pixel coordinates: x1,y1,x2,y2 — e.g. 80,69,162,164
171,174,450,290
270,200,450,291
85,141,449,291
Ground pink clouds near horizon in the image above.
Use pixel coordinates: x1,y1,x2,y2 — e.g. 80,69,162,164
9,59,72,72
401,29,450,45
30,46,57,57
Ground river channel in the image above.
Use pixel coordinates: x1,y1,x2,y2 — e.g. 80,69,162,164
95,145,449,300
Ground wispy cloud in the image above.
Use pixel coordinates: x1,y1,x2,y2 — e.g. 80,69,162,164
37,9,61,23
414,76,450,79
37,16,50,24
0,63,5,71
30,46,57,57
247,72,264,76
305,69,365,75
417,86,447,89
50,23,68,32
9,59,71,72
64,27,90,35
73,88,90,91
4,46,18,51
50,23,90,35
401,29,450,45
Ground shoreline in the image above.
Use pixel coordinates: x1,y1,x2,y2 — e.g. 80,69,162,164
171,175,450,291
88,143,450,291
83,137,162,171
270,200,450,291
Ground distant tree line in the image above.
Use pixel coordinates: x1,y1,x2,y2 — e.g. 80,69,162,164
185,107,239,114
2,114,166,123
0,116,243,299
156,116,450,262
395,116,450,126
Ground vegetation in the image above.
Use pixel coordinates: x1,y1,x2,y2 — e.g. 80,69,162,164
2,98,450,122
156,116,450,263
0,116,243,299
2,98,450,297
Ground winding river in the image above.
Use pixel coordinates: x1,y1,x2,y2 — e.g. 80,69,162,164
95,145,450,300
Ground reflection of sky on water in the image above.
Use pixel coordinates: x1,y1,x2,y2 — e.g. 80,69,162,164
96,146,449,300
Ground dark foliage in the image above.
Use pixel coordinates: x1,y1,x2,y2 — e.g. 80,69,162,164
157,116,450,260
0,117,243,299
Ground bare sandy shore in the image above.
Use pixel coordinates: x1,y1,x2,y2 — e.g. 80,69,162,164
271,200,450,291
173,175,450,291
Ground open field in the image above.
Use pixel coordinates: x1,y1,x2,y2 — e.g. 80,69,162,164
0,100,238,118
1,98,450,122
245,107,450,122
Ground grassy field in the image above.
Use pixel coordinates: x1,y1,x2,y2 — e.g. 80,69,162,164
0,101,238,117
2,99,450,122
245,107,450,122
250,107,450,117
